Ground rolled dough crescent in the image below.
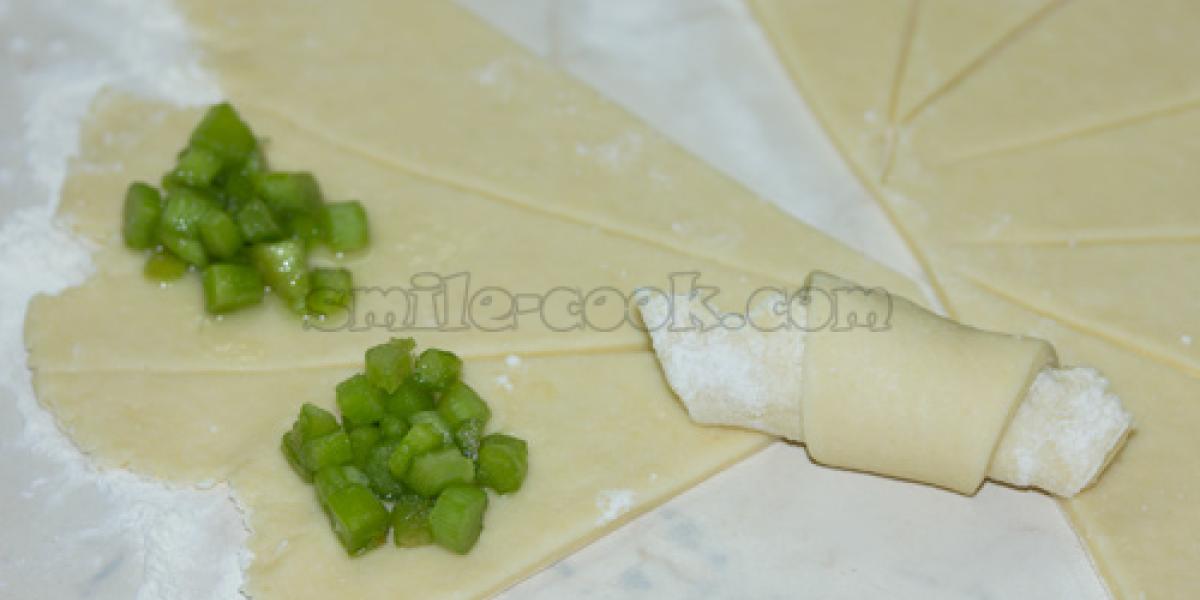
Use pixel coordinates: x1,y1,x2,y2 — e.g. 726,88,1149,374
641,273,1132,497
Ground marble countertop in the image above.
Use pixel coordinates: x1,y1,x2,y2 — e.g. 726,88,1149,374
0,0,1108,597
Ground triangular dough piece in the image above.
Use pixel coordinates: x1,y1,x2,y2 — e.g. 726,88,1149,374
887,106,1200,374
177,0,911,293
747,0,914,177
895,0,1053,120
949,242,1200,376
901,0,1200,164
889,106,1200,238
34,353,766,599
29,96,778,372
749,0,1053,176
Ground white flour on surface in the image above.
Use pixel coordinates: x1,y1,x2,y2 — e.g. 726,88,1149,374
495,373,515,391
638,292,806,440
595,489,636,526
0,1,247,599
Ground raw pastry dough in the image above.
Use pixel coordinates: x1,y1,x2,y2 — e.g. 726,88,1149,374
642,272,1131,497
26,1,927,597
29,93,775,600
752,0,1200,596
801,271,1058,495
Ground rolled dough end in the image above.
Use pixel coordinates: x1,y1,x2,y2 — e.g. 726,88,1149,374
989,367,1134,497
639,293,806,441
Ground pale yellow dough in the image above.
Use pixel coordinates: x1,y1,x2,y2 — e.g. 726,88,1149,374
753,0,1200,596
801,272,1057,494
25,0,927,597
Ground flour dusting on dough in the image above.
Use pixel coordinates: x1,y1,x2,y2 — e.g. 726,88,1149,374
668,220,744,251
639,292,806,440
595,489,636,526
474,55,535,101
575,132,644,170
2,209,250,600
995,367,1132,496
496,374,515,392
476,58,508,86
1,1,248,598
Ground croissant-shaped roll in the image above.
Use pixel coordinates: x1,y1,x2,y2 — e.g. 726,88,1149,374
640,271,1132,497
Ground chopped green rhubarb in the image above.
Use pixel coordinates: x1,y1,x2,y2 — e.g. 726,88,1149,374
314,464,371,505
157,227,208,268
282,341,527,557
160,187,219,237
201,263,263,314
336,373,385,427
380,414,409,440
414,348,462,392
348,425,382,466
240,145,268,175
453,419,484,460
398,420,447,457
300,430,353,473
324,484,390,556
438,381,491,429
363,441,406,500
172,145,224,188
387,444,414,479
284,403,342,479
477,434,529,494
408,411,454,448
386,378,434,420
221,172,256,212
365,338,415,394
321,201,370,252
250,240,310,313
430,484,488,554
121,101,372,317
391,495,434,548
198,210,244,260
143,251,188,282
281,433,308,481
404,447,475,497
122,182,161,249
292,403,341,441
286,212,324,242
234,198,283,244
255,171,322,217
311,267,352,294
307,268,353,317
189,103,257,164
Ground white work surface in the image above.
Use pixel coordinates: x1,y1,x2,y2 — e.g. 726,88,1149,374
0,1,1109,598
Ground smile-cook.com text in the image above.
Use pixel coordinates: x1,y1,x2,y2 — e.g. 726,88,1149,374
303,272,893,334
